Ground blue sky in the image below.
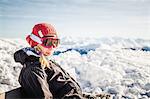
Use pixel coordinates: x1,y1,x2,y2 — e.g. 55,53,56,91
0,0,149,39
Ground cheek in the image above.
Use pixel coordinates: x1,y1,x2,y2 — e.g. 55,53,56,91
44,48,54,56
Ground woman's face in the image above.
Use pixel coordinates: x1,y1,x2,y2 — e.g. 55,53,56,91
40,45,55,56
38,34,59,56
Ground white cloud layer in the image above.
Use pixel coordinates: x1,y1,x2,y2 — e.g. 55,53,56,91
0,37,150,98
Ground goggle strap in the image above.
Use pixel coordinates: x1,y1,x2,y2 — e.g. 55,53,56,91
43,36,55,38
30,33,42,44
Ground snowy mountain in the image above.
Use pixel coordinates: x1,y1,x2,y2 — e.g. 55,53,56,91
0,37,150,99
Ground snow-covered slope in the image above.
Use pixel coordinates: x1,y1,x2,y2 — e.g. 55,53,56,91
0,37,150,99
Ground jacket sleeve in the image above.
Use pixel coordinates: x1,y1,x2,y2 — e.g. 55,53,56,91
14,49,28,65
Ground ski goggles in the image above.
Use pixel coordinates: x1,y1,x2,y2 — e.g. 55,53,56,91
41,37,60,48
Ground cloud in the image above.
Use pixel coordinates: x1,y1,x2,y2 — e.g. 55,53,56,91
0,14,50,19
0,0,149,39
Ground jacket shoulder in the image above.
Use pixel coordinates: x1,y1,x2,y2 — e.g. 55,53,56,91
14,48,28,65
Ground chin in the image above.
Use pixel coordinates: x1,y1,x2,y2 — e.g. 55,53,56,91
44,53,51,56
43,50,54,56
44,52,53,56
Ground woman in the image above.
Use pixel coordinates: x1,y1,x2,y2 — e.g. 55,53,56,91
14,23,83,99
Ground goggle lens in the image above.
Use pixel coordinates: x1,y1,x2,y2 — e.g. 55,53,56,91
42,38,60,48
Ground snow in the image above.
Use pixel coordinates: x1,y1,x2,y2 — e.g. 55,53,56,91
0,37,150,99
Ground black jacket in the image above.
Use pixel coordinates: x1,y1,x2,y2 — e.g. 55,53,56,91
14,47,82,99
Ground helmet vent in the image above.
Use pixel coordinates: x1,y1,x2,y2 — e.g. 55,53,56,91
38,30,43,37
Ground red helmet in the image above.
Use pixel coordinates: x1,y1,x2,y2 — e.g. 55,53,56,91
26,23,57,47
